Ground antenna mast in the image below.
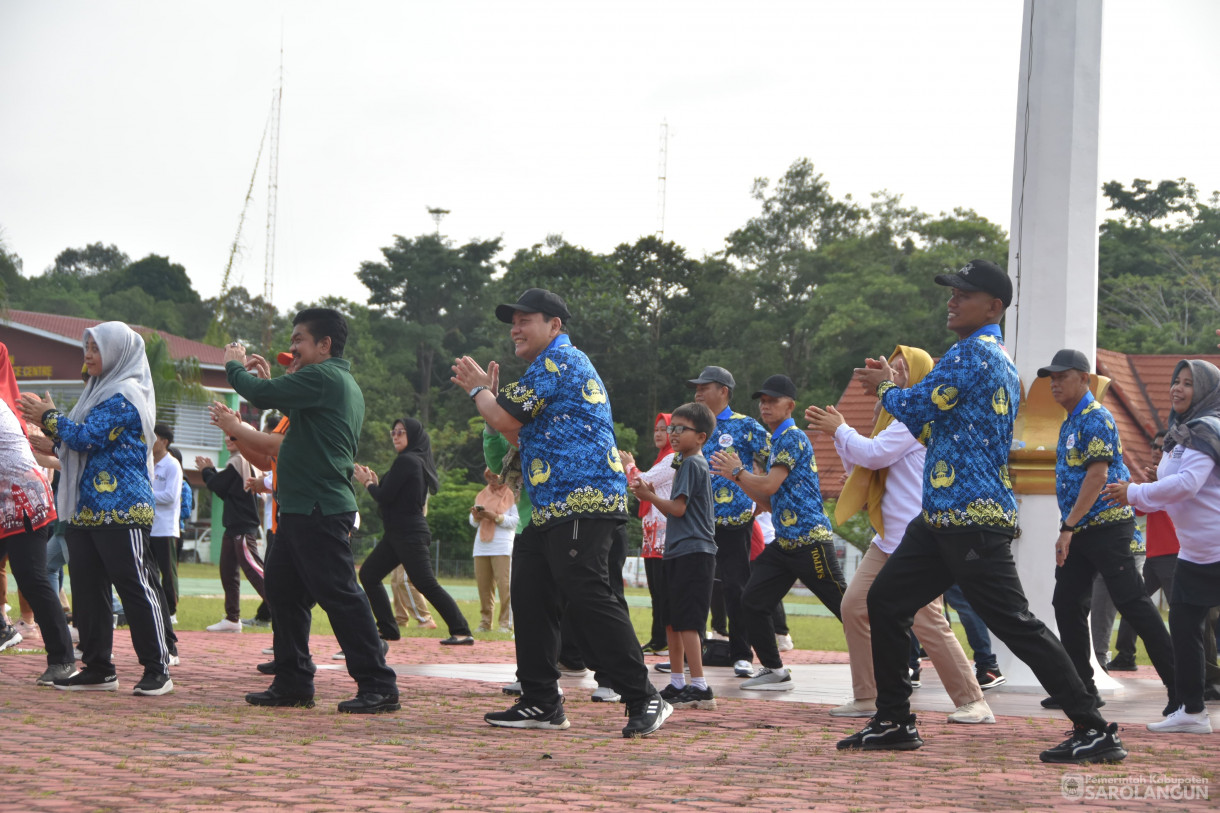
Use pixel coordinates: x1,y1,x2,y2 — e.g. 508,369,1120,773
427,207,450,236
262,46,283,349
656,120,668,238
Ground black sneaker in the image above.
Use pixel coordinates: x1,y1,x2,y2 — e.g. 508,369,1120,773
55,668,118,691
653,661,672,674
132,670,173,696
257,661,276,675
671,685,717,710
0,624,22,653
36,663,78,687
1039,722,1127,764
909,665,922,688
976,666,1006,689
1106,656,1137,672
338,692,400,714
245,686,316,708
659,683,684,702
837,715,924,751
485,697,570,730
622,694,672,738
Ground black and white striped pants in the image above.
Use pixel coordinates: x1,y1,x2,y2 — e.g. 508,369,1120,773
65,525,174,676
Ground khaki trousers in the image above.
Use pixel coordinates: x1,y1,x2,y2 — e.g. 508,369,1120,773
474,554,512,630
844,541,982,706
391,565,435,626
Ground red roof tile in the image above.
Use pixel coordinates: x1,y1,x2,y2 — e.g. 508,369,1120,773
1,309,225,366
811,379,884,500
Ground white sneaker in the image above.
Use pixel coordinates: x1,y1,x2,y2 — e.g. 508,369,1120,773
775,633,794,652
13,620,39,638
733,660,754,678
168,653,181,667
947,699,995,724
741,666,794,691
1147,706,1212,734
205,618,242,633
170,615,178,626
261,646,275,655
707,630,729,641
591,686,621,703
829,698,876,717
332,651,346,660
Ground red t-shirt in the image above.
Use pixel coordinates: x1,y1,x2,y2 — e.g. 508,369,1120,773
1143,510,1180,558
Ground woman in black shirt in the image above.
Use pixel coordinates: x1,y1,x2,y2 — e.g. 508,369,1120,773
356,418,473,645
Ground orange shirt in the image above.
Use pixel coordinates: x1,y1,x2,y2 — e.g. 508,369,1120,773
270,416,289,533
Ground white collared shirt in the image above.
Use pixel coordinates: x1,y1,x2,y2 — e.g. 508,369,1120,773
833,421,925,553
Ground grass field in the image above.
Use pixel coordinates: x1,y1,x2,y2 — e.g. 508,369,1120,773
5,560,1158,662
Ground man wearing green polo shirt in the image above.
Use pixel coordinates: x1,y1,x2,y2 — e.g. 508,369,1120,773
223,307,399,714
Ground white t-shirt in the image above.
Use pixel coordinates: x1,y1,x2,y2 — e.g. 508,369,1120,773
151,453,183,538
469,502,518,557
1127,446,1220,565
833,421,925,554
262,471,274,531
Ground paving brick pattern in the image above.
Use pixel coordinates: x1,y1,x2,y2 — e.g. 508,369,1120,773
1,630,1215,812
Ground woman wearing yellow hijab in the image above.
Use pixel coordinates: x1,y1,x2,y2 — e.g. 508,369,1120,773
806,345,993,724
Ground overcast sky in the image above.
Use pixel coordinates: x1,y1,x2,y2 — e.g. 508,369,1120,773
2,0,1217,312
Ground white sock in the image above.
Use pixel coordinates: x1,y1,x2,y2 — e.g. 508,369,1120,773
691,676,708,690
670,674,686,690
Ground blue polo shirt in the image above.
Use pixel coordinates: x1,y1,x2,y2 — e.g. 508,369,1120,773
1055,391,1135,531
880,324,1021,534
690,405,770,528
767,419,833,550
496,334,628,529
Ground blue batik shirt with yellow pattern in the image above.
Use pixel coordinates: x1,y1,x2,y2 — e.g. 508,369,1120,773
496,334,628,529
767,419,833,550
696,405,770,527
1056,391,1135,531
44,394,154,528
879,324,1020,534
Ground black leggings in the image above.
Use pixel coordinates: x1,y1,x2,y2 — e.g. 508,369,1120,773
359,518,470,639
0,524,74,665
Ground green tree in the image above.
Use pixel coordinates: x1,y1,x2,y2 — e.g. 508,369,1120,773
143,332,210,422
357,234,502,424
48,242,129,279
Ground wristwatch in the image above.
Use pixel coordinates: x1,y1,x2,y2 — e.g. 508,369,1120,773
731,465,744,481
1059,522,1075,533
468,385,488,399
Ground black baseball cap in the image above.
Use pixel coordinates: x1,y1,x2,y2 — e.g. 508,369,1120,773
495,288,572,324
686,365,736,390
935,259,1013,308
1037,348,1091,378
752,374,797,401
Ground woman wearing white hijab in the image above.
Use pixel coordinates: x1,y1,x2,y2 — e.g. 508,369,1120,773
21,322,175,696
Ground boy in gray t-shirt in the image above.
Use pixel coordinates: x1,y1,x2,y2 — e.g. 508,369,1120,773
629,402,718,710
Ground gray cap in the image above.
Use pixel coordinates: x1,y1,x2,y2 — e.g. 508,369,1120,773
686,365,735,390
1036,348,1091,377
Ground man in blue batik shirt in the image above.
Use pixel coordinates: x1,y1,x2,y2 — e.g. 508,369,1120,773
1038,348,1176,714
452,288,670,739
840,260,1127,766
710,374,844,692
687,365,771,677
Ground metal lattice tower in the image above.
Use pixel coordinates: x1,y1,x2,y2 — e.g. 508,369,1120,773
656,120,668,238
427,207,450,235
262,49,283,348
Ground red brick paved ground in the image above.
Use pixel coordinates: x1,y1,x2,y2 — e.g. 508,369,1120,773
1,630,1216,812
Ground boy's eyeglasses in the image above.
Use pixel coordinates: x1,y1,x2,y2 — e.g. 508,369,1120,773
667,425,695,436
